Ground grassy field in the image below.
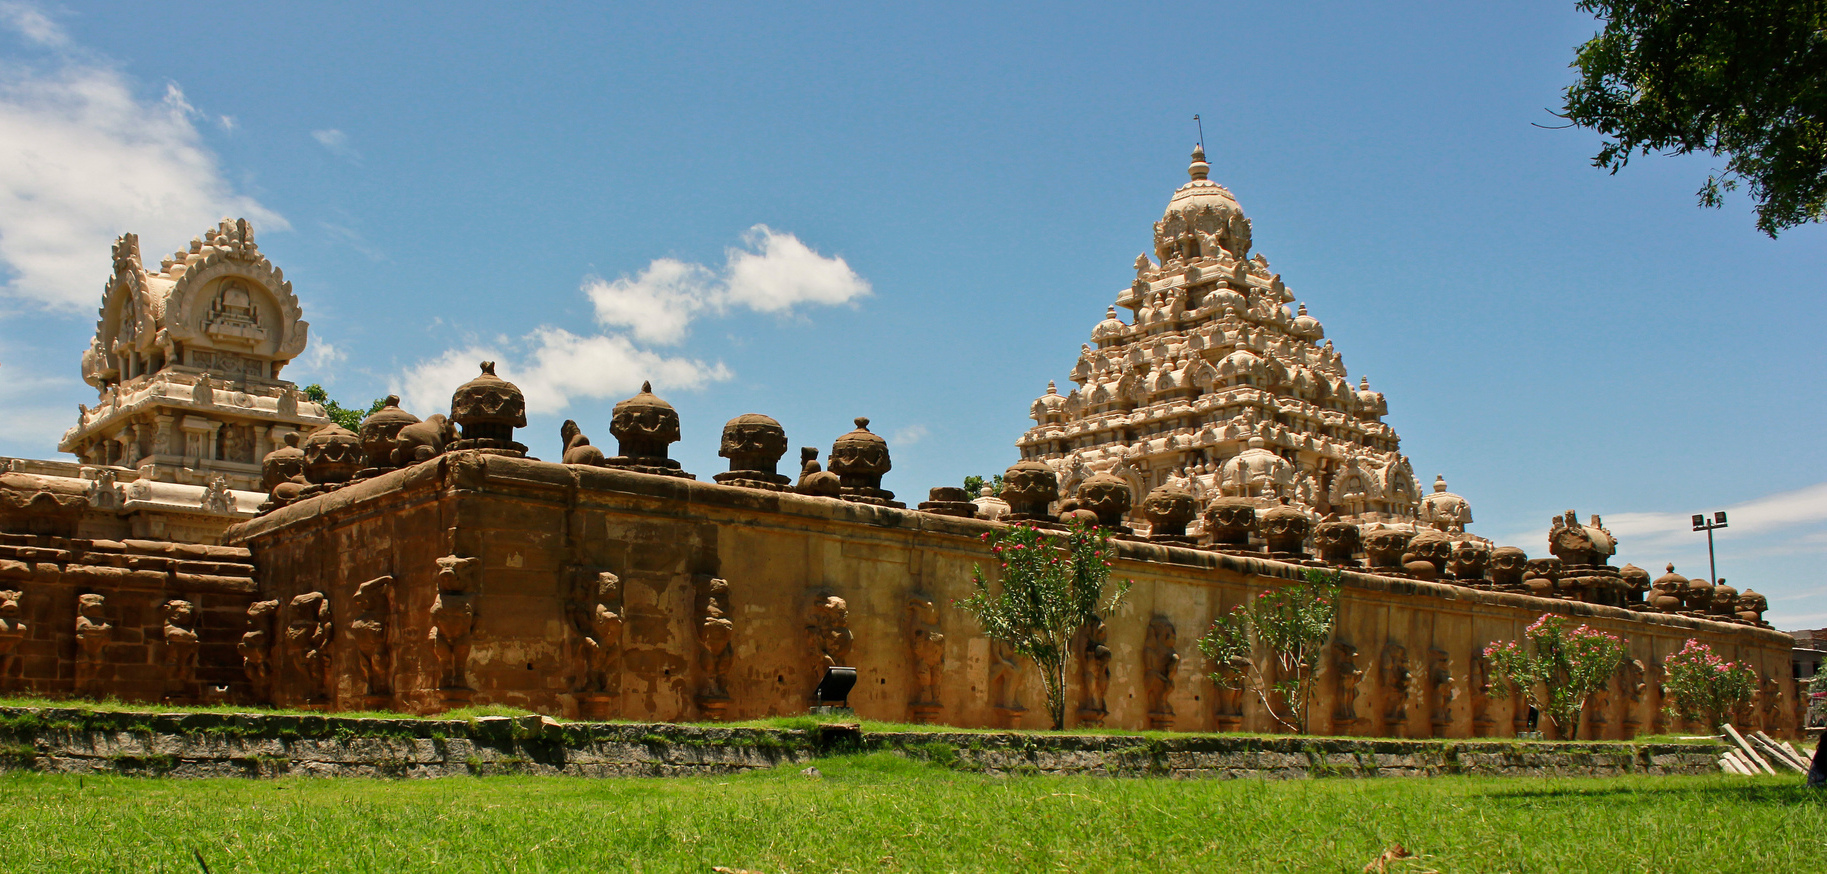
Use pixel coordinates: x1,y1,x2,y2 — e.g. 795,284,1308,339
0,753,1819,873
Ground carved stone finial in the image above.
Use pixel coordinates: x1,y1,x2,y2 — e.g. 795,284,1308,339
606,382,691,478
449,362,527,457
1188,144,1209,181
828,418,898,507
715,413,789,490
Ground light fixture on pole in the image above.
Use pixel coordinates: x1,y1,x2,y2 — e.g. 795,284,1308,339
1690,511,1728,585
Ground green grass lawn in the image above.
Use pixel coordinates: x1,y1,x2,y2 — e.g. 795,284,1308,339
0,754,1819,873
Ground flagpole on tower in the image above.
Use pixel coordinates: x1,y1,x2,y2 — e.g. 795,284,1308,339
1193,114,1205,150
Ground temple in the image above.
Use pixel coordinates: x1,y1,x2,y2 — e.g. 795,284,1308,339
1020,146,1423,532
0,154,1799,742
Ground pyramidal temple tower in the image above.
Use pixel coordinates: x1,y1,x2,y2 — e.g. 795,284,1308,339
1017,147,1466,532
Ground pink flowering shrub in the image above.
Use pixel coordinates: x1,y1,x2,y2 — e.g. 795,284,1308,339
1484,614,1628,739
958,517,1130,730
1196,569,1341,734
1662,638,1756,731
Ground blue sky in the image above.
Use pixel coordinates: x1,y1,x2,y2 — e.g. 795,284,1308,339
1,2,1822,625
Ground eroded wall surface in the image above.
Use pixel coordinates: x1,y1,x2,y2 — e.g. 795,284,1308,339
227,451,1799,738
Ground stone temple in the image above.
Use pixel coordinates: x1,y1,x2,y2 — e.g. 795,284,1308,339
0,152,1798,742
1020,146,1426,532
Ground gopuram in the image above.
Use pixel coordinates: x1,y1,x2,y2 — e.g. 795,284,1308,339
0,152,1799,741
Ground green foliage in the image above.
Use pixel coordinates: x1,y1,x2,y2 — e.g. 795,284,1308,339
1196,570,1341,734
1563,0,1827,236
302,383,387,432
962,474,1004,497
1484,615,1629,739
1661,638,1758,731
956,518,1130,729
1808,671,1827,727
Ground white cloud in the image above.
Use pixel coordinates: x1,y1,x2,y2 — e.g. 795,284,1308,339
311,128,360,162
1501,482,1827,557
0,13,284,311
393,329,731,418
582,225,869,345
0,2,68,48
297,337,347,374
585,258,715,345
724,224,871,312
892,424,929,445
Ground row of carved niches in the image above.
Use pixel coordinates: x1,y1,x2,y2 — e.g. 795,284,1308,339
0,588,211,703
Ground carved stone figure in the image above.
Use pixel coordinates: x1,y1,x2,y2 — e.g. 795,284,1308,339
827,418,897,506
607,382,690,477
1001,460,1060,521
1259,497,1311,556
1523,557,1562,598
990,639,1024,715
239,599,279,698
429,556,479,692
357,396,420,473
1332,640,1364,732
1380,642,1411,733
1402,530,1452,580
575,572,624,697
1621,658,1646,730
1427,648,1457,736
1141,483,1198,542
449,361,528,456
391,414,456,467
794,447,842,497
0,589,25,685
1363,528,1412,571
714,414,790,490
1078,615,1113,724
1548,510,1615,568
1075,472,1133,531
74,593,112,696
807,595,854,682
1143,616,1180,727
907,597,945,717
350,576,392,701
697,577,733,705
1448,540,1490,583
559,419,606,466
161,599,199,697
1313,518,1361,566
1469,654,1495,736
1202,496,1256,548
1488,546,1528,590
285,592,332,703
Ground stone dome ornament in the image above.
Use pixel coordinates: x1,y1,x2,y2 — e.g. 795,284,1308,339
449,362,528,457
1002,459,1060,522
1418,476,1472,534
607,381,692,479
1075,472,1134,532
1259,497,1311,558
715,413,789,491
827,417,899,507
258,432,307,513
300,423,363,495
356,395,420,476
1141,483,1198,544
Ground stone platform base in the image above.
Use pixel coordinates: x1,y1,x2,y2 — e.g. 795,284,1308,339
0,706,1731,781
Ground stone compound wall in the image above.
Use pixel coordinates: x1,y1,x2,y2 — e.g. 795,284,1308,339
224,451,1799,739
0,533,258,701
0,708,1724,781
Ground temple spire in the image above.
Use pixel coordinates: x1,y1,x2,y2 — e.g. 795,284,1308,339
1188,144,1210,181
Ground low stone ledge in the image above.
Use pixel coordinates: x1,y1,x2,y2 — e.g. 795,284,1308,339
0,707,1729,781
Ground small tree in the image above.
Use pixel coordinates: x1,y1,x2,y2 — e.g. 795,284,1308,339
1809,670,1827,730
1484,614,1628,739
303,384,386,432
957,518,1129,729
963,474,1004,497
1662,638,1758,732
1196,570,1341,734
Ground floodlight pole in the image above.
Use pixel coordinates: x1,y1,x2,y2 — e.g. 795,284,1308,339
1691,511,1728,584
